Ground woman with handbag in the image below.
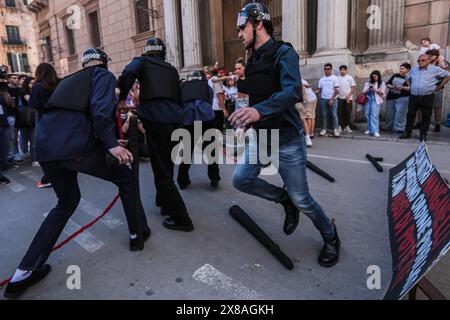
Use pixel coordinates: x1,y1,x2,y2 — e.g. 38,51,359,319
29,63,59,188
361,70,387,138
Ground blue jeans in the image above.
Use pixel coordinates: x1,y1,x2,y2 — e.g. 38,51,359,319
384,97,409,132
233,134,335,241
364,98,381,134
0,126,9,177
19,126,36,160
319,98,339,130
7,116,22,161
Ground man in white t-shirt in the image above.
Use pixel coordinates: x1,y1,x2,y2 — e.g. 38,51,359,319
209,73,226,132
337,65,357,134
316,63,340,137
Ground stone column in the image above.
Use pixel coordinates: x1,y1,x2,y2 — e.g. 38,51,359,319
180,0,203,70
163,0,182,69
365,0,405,53
282,0,308,57
315,0,350,56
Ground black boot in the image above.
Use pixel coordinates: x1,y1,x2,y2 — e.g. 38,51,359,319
399,133,412,140
178,178,191,190
318,220,341,268
4,264,52,299
280,190,300,235
129,227,152,252
210,180,220,188
433,124,441,133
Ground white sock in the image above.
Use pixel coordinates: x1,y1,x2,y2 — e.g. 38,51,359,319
11,268,32,283
130,234,137,240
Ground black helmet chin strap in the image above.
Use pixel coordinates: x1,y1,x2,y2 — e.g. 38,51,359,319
251,19,258,53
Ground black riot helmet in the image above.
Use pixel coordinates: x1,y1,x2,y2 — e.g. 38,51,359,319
81,48,111,68
143,37,167,60
236,2,272,51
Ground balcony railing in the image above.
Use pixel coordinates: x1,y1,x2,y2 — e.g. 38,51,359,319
2,37,27,46
25,0,48,12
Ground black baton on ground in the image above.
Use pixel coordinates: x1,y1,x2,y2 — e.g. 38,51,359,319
229,205,294,270
366,154,383,173
129,116,144,240
306,161,336,183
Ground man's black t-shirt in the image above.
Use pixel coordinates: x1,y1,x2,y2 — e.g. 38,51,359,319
6,86,21,116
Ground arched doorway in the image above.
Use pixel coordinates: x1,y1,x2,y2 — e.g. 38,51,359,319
222,0,282,72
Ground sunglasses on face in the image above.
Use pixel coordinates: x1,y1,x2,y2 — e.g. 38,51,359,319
417,59,427,63
324,68,331,71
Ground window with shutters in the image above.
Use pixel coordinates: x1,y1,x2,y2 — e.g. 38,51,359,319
135,0,151,34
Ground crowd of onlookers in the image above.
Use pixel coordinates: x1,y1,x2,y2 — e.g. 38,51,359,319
1,38,449,186
0,63,58,186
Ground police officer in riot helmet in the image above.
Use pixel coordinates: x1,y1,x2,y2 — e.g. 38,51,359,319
229,2,341,268
118,38,194,232
177,70,221,190
4,48,151,299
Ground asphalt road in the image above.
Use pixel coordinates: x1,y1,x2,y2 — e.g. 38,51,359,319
0,137,449,300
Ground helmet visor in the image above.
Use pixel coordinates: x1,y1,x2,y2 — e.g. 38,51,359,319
236,13,249,30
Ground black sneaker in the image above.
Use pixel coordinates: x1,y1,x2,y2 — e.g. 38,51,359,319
0,176,10,185
163,218,194,232
318,220,341,268
4,264,52,299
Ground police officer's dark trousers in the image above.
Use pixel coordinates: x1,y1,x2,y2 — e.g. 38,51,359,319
18,146,148,271
142,121,191,225
178,119,221,185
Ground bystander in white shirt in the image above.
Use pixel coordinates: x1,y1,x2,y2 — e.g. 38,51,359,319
318,75,339,100
337,74,356,100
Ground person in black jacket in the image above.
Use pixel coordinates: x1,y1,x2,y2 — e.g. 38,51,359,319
0,82,11,184
29,63,59,187
4,48,150,300
118,38,194,232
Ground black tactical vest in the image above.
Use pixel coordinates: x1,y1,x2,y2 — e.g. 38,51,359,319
45,66,96,113
139,56,180,103
245,41,286,107
180,79,210,104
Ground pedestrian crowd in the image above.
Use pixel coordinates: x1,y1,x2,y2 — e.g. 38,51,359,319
1,38,449,187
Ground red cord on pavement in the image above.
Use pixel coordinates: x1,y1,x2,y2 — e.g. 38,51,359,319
0,194,120,288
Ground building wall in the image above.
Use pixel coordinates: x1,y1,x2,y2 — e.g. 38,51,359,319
33,0,164,77
0,0,40,75
404,0,449,49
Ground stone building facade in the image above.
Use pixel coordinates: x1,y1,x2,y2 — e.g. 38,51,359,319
25,0,450,116
27,0,166,76
0,0,40,75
